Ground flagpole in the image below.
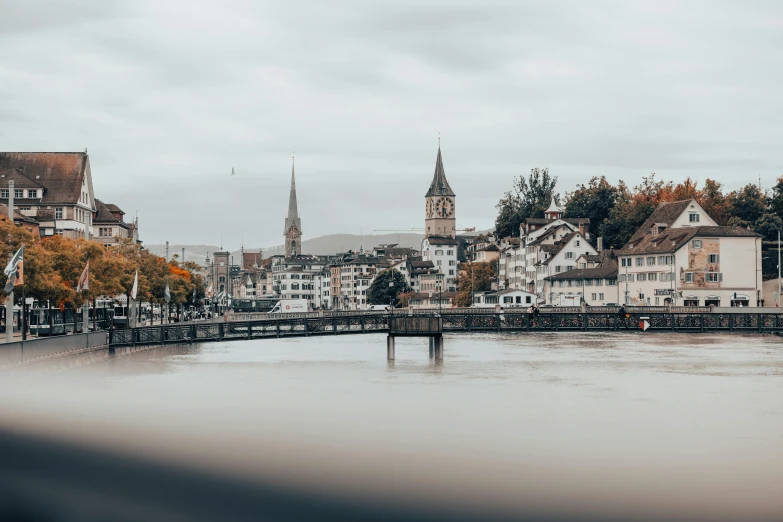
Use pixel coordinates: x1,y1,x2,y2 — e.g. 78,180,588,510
5,180,14,343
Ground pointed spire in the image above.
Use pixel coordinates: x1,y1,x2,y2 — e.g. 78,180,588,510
546,196,559,214
425,142,455,197
284,155,302,235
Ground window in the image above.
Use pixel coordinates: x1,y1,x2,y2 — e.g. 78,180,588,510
291,284,299,290
565,252,574,259
599,293,604,300
621,258,630,267
449,269,454,275
627,274,634,282
55,207,63,219
435,250,443,255
586,279,593,286
648,273,657,281
647,257,655,265
448,260,456,266
685,272,694,283
692,240,702,248
635,257,643,266
503,297,513,304
689,213,700,223
447,250,454,255
14,189,23,199
637,273,646,281
707,272,722,282
591,293,597,300
0,189,7,198
555,265,562,273
575,240,580,247
27,190,37,198
708,254,719,264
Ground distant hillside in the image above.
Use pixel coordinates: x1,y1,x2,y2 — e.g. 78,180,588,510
263,233,423,257
148,233,424,267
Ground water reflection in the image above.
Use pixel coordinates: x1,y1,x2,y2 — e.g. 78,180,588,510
0,332,781,521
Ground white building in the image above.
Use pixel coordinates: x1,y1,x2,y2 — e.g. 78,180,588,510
498,237,523,290
615,198,762,307
544,250,619,306
473,289,537,308
421,237,458,291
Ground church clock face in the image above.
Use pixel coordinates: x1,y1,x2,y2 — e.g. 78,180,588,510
434,197,454,217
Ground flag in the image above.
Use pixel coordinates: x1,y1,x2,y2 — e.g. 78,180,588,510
76,260,90,292
130,270,138,300
206,282,213,299
3,246,23,293
164,281,171,304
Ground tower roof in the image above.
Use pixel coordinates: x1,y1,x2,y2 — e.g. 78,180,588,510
425,146,455,197
283,157,302,235
545,197,560,214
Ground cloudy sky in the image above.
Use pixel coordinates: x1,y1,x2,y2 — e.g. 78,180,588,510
2,0,782,249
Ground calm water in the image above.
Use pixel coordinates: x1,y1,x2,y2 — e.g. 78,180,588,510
2,332,782,520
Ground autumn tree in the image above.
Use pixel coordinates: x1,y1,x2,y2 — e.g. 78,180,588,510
699,179,730,225
453,261,496,307
495,167,558,238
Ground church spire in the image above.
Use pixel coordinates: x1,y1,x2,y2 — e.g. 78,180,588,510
283,156,301,235
425,143,455,197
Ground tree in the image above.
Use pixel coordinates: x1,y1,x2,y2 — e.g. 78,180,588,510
453,261,496,307
727,184,766,225
367,269,410,306
563,176,618,240
699,179,730,225
495,167,558,238
754,213,783,242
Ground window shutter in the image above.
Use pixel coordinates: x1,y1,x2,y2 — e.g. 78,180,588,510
718,273,723,282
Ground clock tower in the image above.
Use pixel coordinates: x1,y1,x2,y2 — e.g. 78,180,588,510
425,144,456,238
283,157,302,258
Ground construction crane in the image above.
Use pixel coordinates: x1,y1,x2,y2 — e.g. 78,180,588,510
373,226,477,233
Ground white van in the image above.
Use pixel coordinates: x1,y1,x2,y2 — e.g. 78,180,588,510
367,305,390,312
269,299,309,314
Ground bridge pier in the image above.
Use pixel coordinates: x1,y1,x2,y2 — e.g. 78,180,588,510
387,335,395,360
429,337,435,358
433,334,443,360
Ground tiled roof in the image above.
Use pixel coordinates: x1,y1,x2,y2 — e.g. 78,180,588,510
0,152,88,205
541,232,577,264
103,203,123,214
93,199,122,224
425,235,459,245
526,217,590,226
0,203,38,224
545,265,619,281
617,225,760,256
0,166,45,190
626,199,693,244
477,244,499,252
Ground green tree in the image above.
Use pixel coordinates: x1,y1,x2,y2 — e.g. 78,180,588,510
495,167,558,238
367,269,410,306
767,175,783,218
453,261,496,307
727,184,766,225
754,213,783,242
563,176,618,240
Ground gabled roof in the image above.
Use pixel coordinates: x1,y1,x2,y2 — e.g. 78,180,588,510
626,199,694,244
0,203,38,224
477,244,499,252
617,226,760,256
93,199,124,224
542,232,578,265
526,217,590,226
0,166,45,190
0,152,89,205
425,146,455,197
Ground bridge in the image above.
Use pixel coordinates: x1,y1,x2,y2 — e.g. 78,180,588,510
106,308,783,351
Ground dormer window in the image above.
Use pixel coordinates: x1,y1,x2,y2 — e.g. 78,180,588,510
689,213,700,223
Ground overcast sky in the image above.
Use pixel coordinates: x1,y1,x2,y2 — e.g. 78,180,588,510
2,0,782,250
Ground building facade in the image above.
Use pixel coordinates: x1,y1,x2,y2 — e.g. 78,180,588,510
615,199,762,307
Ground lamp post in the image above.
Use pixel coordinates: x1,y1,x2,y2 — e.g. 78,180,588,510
436,272,443,314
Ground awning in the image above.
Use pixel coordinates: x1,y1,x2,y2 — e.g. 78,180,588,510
686,295,698,299
733,294,749,300
706,295,720,300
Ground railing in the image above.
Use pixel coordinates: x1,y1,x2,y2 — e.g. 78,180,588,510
0,331,109,367
107,310,783,347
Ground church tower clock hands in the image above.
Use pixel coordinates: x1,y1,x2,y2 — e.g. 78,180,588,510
424,144,456,238
283,156,302,258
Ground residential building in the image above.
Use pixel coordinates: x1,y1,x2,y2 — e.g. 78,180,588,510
544,250,619,306
472,289,537,308
498,237,523,290
409,291,457,309
0,151,97,239
93,200,138,246
615,198,762,307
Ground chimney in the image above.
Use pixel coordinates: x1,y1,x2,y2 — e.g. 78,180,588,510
578,222,586,237
597,237,603,253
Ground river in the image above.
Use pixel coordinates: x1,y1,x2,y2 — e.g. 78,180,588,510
1,332,782,520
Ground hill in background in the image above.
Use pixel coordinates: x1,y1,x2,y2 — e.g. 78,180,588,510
147,233,423,267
